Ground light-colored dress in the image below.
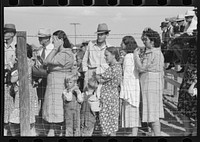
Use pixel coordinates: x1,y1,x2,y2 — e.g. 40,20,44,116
9,58,38,124
136,48,164,123
42,48,74,123
99,63,122,135
120,53,141,127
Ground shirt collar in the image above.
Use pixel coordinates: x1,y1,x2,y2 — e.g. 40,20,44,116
5,40,16,49
93,40,110,49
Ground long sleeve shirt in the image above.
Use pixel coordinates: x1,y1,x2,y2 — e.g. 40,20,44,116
82,40,111,72
5,39,16,69
184,18,197,35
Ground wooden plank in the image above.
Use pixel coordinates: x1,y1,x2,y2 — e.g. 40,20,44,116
17,31,31,136
165,69,184,78
164,76,181,88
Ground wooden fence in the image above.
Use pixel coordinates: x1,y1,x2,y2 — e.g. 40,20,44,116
164,63,183,97
17,31,31,136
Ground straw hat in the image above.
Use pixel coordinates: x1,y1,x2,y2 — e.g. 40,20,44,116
185,10,195,17
95,23,111,34
37,28,51,37
176,14,185,22
4,23,16,33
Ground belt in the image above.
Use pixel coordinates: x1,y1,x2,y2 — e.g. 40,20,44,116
88,67,97,69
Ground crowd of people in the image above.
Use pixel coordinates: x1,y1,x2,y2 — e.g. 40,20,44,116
4,9,197,136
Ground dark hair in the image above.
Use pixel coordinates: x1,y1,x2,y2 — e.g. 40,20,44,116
53,30,71,48
106,46,120,61
142,28,161,47
27,44,33,59
122,36,138,53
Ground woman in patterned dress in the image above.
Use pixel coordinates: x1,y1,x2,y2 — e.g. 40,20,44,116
134,28,165,136
95,46,122,136
42,30,74,136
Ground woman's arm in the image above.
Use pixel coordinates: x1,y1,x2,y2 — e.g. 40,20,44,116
95,74,107,83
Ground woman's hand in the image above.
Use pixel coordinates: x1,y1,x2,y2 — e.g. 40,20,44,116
53,36,63,50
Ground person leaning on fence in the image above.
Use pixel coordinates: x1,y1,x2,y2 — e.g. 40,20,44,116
119,36,141,136
166,10,197,73
4,23,17,136
8,44,39,136
80,77,99,136
62,73,83,136
94,46,122,136
31,28,54,135
165,14,187,70
41,30,74,136
134,28,165,136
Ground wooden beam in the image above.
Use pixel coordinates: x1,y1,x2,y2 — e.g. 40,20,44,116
17,31,31,136
164,76,181,88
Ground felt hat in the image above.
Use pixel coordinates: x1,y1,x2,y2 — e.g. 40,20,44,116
176,14,185,22
185,10,195,17
95,23,111,34
4,23,16,33
37,28,51,37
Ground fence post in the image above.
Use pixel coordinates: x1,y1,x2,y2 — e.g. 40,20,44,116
164,63,168,90
17,31,31,136
173,65,178,97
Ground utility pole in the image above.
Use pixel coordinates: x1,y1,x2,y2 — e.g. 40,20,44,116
70,23,80,45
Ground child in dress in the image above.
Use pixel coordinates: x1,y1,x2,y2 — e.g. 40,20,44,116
62,74,83,136
80,77,100,136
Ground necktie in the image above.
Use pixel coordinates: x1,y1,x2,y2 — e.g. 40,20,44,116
41,47,46,59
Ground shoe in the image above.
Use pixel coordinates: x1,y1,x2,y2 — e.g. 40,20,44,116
166,63,175,70
177,67,185,73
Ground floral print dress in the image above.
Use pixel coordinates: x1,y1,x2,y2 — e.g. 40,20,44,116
177,36,197,120
99,63,122,135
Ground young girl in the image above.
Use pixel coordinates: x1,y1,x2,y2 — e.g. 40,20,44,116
95,46,122,136
80,77,99,136
62,74,83,136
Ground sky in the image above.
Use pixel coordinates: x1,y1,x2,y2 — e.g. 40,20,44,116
4,6,195,47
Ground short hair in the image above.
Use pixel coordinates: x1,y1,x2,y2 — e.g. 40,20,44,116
122,36,138,53
27,44,33,59
106,46,120,61
64,73,79,86
142,28,161,48
53,30,71,48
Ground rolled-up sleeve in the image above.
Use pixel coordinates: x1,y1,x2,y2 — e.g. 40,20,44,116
50,51,74,67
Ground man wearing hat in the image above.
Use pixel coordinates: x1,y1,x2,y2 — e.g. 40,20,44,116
4,23,17,70
4,23,17,136
184,10,197,35
32,28,54,136
82,23,112,89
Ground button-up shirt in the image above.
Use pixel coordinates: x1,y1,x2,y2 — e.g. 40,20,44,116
5,39,16,68
38,43,54,59
184,18,197,35
82,40,111,72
